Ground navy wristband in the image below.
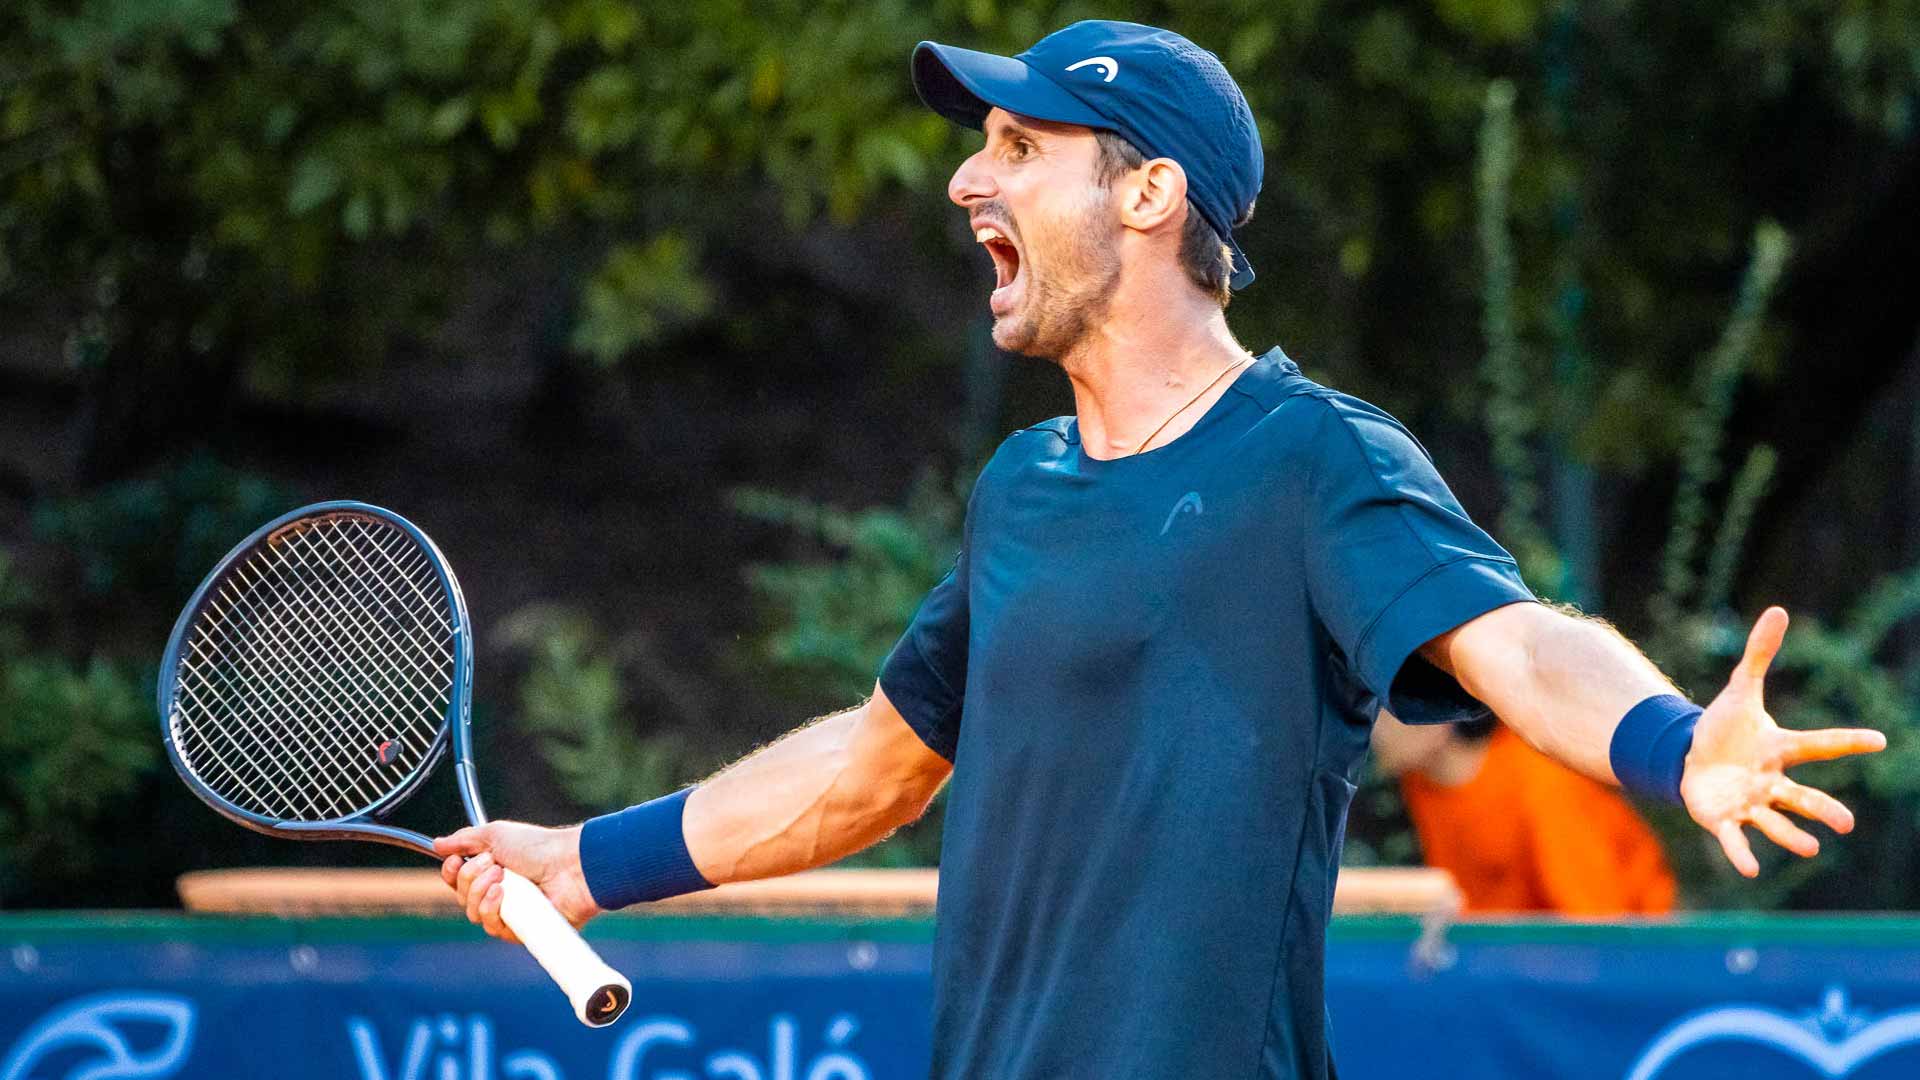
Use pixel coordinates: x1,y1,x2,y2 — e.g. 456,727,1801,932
579,786,714,910
1609,693,1702,803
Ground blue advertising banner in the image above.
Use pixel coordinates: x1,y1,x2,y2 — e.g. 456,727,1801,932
1331,919,1920,1079
4,914,1920,1078
0,916,931,1080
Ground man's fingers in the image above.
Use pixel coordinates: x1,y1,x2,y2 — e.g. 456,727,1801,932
466,865,502,927
454,852,494,909
1715,820,1760,878
434,826,491,858
1751,806,1819,859
436,825,537,944
478,880,502,934
478,881,521,945
1736,606,1789,689
1781,727,1887,765
1772,780,1855,834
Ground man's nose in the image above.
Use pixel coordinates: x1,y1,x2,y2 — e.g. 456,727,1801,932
948,149,995,208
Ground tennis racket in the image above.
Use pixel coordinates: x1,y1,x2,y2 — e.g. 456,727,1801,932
157,500,632,1027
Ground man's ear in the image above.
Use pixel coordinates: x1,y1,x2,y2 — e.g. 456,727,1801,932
1118,157,1190,234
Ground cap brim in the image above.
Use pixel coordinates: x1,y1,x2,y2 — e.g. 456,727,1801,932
1196,204,1256,291
1228,236,1254,290
912,41,1111,132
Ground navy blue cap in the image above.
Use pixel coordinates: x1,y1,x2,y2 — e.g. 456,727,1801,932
913,20,1263,290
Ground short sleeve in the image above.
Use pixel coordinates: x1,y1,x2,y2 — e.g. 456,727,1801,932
1303,396,1535,724
877,539,969,761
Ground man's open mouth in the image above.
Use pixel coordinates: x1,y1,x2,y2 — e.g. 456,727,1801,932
974,223,1023,312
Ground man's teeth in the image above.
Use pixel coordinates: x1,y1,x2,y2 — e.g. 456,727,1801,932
975,226,1006,243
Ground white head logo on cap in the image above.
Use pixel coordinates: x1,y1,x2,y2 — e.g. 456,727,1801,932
1065,56,1119,82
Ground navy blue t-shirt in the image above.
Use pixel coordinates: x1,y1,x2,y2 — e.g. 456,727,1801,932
879,347,1534,1079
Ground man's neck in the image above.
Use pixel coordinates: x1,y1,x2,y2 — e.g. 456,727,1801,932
1059,276,1252,460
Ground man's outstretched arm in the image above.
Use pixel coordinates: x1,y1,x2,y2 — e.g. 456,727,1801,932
682,683,953,882
1423,601,1886,878
435,683,951,942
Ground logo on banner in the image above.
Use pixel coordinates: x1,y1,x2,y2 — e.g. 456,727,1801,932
0,992,196,1080
1626,985,1920,1078
349,1012,873,1080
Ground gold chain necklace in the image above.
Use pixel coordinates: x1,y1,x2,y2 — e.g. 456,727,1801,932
1131,355,1253,456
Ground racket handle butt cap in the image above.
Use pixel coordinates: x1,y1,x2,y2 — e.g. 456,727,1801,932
497,869,633,1027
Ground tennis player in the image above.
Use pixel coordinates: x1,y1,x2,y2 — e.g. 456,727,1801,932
438,20,1886,1078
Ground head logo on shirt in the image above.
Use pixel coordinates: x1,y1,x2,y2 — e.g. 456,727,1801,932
1160,491,1204,536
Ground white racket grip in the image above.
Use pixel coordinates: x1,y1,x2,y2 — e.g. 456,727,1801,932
497,869,632,1027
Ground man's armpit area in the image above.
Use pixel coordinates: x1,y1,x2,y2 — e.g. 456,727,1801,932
1358,561,1536,724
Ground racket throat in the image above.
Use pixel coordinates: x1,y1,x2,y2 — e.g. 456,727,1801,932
454,760,489,825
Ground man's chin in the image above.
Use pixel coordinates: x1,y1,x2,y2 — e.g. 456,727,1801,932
990,316,1050,361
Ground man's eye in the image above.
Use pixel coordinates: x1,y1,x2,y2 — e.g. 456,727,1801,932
1008,140,1032,160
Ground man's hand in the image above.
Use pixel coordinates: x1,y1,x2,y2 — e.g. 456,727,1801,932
1681,606,1888,878
434,821,603,944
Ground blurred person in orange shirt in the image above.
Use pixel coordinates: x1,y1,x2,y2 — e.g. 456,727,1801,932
1373,711,1677,915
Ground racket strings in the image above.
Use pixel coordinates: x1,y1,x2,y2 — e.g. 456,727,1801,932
170,514,457,822
182,520,450,818
178,538,421,818
186,552,418,816
185,548,396,816
189,538,428,810
245,519,452,803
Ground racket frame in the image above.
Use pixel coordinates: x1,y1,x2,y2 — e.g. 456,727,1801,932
157,500,480,857
161,499,633,1028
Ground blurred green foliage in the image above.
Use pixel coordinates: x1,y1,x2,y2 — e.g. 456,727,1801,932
1471,82,1920,910
1629,228,1920,906
501,476,965,866
728,471,969,866
32,453,296,606
1473,78,1560,592
499,604,693,809
500,470,965,864
0,457,302,904
2,0,960,388
0,552,26,655
0,551,154,900
571,235,714,365
731,471,967,702
0,656,152,891
6,0,1915,433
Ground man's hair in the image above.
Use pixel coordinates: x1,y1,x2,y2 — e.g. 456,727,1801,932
1091,130,1244,308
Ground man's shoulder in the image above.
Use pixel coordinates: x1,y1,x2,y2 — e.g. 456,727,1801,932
1013,416,1074,443
1235,358,1433,470
961,418,1071,505
1235,351,1403,431
1231,347,1324,414
980,416,1075,470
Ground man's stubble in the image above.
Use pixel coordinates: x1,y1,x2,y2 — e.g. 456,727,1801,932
991,186,1122,366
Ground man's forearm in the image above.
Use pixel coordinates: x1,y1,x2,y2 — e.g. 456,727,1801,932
1433,602,1677,783
681,701,949,885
